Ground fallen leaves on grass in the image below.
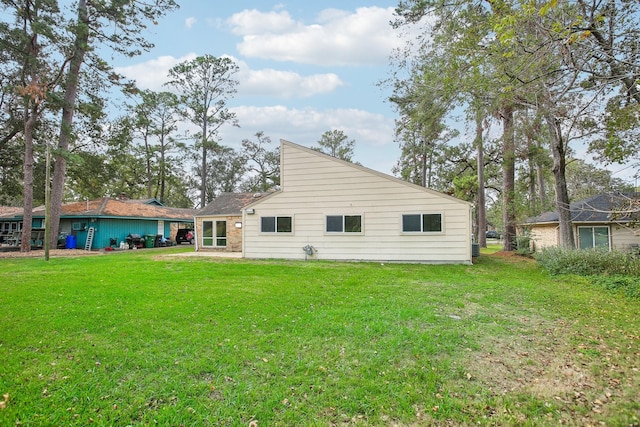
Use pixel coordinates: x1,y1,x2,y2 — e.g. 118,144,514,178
0,393,8,409
0,249,102,258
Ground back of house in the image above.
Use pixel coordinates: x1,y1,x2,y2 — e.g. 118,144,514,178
242,140,472,264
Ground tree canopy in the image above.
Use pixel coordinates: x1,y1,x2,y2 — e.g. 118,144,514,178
390,0,639,249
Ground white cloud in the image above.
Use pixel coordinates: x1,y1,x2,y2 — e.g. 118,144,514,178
185,17,197,29
228,6,402,66
116,54,343,98
228,106,393,143
232,57,343,98
218,105,397,173
114,53,198,91
227,9,298,35
240,68,343,98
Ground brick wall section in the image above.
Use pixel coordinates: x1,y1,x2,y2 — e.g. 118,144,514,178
226,216,243,252
195,215,242,252
529,225,559,251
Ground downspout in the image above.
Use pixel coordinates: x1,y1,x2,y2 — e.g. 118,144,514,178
241,210,245,258
193,216,198,252
469,204,474,263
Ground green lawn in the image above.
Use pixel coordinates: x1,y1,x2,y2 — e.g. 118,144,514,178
1,247,638,426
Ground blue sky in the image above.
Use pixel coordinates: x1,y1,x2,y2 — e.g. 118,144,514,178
113,1,409,174
111,1,638,184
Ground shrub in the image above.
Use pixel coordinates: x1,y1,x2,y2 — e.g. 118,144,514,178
590,275,640,299
535,247,640,277
515,236,533,256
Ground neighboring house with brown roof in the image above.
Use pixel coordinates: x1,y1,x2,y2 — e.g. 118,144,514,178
0,207,24,245
1,197,196,250
193,192,267,253
522,192,640,252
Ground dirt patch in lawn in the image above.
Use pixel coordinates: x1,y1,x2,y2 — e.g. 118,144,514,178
462,315,639,425
489,251,535,262
0,248,103,258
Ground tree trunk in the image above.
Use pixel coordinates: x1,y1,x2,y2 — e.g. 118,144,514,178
144,133,153,198
527,134,536,212
546,114,575,248
21,22,41,253
501,105,516,251
159,134,166,203
21,104,37,253
426,143,434,188
420,141,427,188
49,0,89,247
536,139,546,208
200,119,208,208
475,107,486,248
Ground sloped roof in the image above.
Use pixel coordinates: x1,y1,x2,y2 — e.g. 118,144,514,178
524,192,640,224
197,192,268,216
24,198,197,221
125,198,165,206
0,207,23,219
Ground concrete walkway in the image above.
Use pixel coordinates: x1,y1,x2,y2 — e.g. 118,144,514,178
164,250,242,258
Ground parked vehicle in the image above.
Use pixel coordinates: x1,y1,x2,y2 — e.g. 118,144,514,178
486,230,501,239
176,229,194,244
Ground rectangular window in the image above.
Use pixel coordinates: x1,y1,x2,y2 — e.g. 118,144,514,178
326,215,362,233
216,220,227,247
402,215,421,232
202,220,227,247
402,213,443,233
203,221,214,246
261,216,275,232
422,214,442,232
261,216,293,233
578,226,610,250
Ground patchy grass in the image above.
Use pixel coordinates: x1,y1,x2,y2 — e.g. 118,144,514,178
0,247,638,426
481,243,504,255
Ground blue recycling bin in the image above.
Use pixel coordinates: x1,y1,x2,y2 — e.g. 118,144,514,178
65,234,77,249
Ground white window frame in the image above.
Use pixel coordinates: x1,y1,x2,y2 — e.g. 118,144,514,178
577,225,610,250
401,213,444,234
202,220,228,247
215,220,227,247
202,220,214,247
325,214,363,234
260,215,293,234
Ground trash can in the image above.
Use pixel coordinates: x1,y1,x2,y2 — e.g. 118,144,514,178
65,234,77,249
472,243,480,257
145,234,156,248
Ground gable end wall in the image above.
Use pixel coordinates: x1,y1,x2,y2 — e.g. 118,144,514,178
243,141,472,263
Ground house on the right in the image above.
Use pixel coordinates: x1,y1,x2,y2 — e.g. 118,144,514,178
522,192,640,252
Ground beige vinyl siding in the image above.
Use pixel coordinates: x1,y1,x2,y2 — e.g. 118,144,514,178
529,223,640,252
243,141,472,263
608,224,640,251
